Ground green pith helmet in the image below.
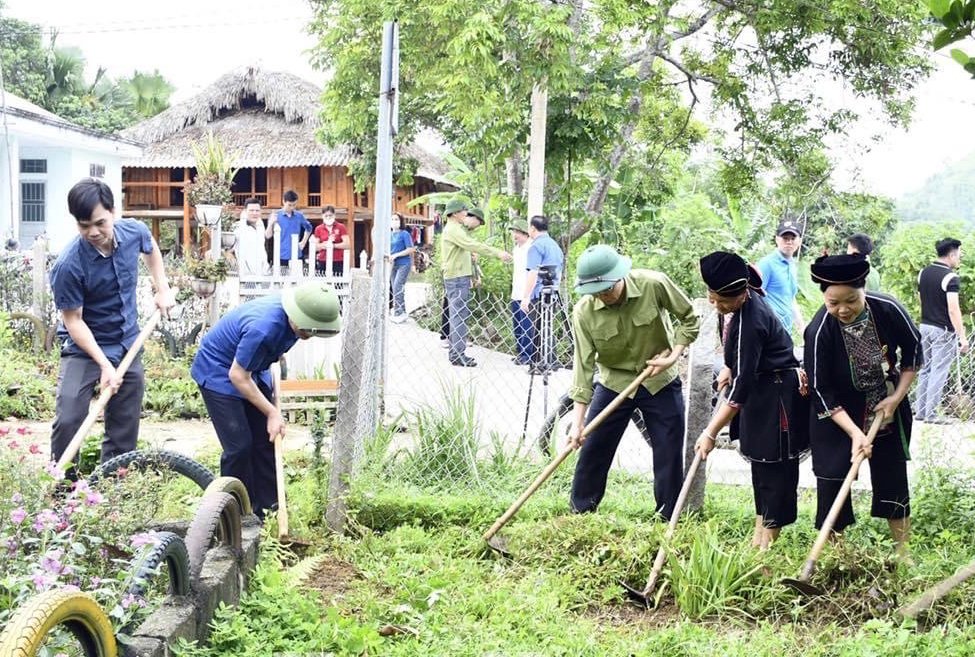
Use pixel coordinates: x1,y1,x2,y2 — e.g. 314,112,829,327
574,245,632,295
282,281,342,334
444,199,469,217
468,207,485,223
510,221,530,235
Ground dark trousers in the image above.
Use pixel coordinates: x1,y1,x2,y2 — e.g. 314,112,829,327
510,301,535,364
439,294,449,340
571,379,685,519
315,260,345,277
51,354,145,466
199,384,277,518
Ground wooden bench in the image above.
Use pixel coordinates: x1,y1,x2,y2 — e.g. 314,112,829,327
278,378,339,424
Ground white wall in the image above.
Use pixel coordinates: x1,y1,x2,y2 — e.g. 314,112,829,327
0,137,20,243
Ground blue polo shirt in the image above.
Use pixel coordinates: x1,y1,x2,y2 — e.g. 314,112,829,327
757,250,799,331
276,210,313,260
526,233,564,299
191,295,299,397
390,229,414,267
50,218,153,365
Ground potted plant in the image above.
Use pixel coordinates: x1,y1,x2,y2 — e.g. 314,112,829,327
219,207,238,250
184,132,238,227
186,257,229,298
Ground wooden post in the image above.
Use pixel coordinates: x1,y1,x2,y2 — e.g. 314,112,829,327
526,82,548,219
31,237,47,352
327,271,373,533
289,234,300,278
683,298,718,512
182,168,191,257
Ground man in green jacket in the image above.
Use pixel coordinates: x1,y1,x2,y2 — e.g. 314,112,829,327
441,199,511,366
566,245,700,520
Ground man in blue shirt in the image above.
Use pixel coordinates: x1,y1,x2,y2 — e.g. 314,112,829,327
191,281,341,518
519,215,564,312
49,179,175,468
266,190,313,268
757,217,805,335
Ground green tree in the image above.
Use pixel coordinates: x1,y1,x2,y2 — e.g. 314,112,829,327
922,0,975,77
120,70,174,118
309,0,931,245
0,4,47,105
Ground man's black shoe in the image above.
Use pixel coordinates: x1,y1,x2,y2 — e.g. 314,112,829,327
450,357,478,367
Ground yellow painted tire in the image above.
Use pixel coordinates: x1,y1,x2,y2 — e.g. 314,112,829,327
0,588,116,657
203,476,254,516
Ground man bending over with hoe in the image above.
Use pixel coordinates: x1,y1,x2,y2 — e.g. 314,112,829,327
566,245,699,520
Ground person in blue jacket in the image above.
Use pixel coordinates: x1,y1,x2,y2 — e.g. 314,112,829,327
191,281,341,518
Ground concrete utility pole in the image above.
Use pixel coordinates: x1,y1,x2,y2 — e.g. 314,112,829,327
372,21,399,408
526,82,548,219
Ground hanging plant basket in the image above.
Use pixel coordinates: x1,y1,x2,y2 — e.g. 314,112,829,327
220,232,237,250
196,204,222,227
190,278,216,298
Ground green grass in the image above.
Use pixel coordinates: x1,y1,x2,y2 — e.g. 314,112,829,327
172,446,975,657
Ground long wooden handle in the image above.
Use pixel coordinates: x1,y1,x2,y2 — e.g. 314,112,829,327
641,450,703,595
898,558,975,619
483,358,667,541
271,363,289,539
56,307,165,470
798,413,885,580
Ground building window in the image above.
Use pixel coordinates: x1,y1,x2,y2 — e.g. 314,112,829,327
21,182,45,222
19,159,47,174
89,163,106,178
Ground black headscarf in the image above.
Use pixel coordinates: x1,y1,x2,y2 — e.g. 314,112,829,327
810,254,870,291
700,251,762,297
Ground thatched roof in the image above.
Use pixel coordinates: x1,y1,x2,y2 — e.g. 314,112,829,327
120,67,452,183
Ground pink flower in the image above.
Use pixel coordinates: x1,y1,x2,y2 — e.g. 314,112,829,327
120,593,138,609
32,508,58,532
90,576,102,587
32,573,54,591
84,491,103,507
131,533,159,549
10,492,22,504
8,440,19,450
28,443,40,455
0,426,8,435
15,426,28,435
44,461,65,481
10,507,26,524
40,551,64,575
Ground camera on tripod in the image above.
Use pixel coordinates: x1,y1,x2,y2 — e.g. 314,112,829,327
538,266,558,301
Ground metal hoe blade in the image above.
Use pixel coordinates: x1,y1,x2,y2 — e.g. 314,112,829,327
781,577,825,597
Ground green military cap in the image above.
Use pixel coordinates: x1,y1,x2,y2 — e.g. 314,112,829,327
468,207,485,223
282,281,342,335
444,199,469,216
510,221,530,235
574,245,632,295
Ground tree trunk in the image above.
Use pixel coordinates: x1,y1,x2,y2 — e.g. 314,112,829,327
505,147,524,222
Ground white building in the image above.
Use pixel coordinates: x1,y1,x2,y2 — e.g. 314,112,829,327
0,92,142,252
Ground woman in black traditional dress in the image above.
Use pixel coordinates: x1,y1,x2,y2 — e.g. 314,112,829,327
803,254,921,556
695,252,809,549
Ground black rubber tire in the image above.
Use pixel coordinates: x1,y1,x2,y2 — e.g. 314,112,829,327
125,531,191,599
0,588,117,656
535,393,654,456
89,449,215,490
185,492,243,584
203,476,254,517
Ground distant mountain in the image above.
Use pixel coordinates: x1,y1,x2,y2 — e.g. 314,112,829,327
896,151,975,224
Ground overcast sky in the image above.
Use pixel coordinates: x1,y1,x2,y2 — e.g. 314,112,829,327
4,0,975,200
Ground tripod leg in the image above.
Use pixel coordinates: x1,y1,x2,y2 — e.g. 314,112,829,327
521,370,535,444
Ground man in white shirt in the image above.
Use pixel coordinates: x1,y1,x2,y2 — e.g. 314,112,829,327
235,198,269,277
510,221,534,365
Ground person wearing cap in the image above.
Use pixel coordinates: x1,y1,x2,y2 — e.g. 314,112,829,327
758,216,805,335
914,237,968,424
190,281,342,519
567,245,699,520
803,254,921,556
510,220,535,365
695,251,809,549
440,199,512,366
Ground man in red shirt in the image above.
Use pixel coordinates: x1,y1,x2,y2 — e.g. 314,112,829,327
313,205,350,276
